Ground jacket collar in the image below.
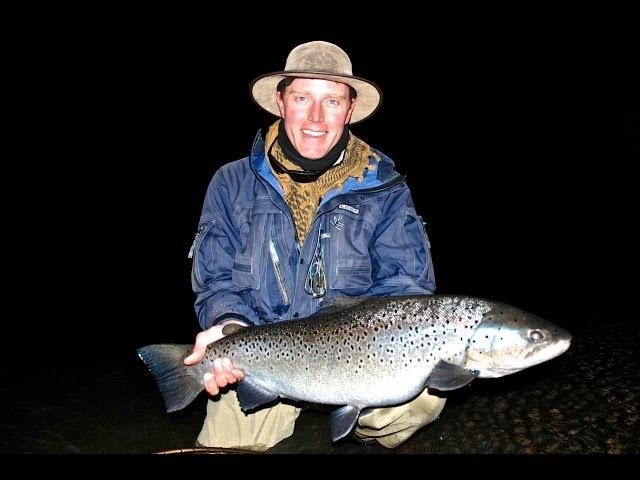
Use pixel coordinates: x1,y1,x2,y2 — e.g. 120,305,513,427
249,129,400,197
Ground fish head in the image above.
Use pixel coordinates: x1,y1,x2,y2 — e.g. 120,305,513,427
464,304,572,378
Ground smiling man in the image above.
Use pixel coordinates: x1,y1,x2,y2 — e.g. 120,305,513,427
276,78,355,159
184,41,440,451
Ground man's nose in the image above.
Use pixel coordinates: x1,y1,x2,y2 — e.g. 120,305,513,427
307,102,324,123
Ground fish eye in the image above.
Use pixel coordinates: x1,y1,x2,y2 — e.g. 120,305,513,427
528,330,545,342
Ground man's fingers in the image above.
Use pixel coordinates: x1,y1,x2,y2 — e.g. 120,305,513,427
184,344,204,365
184,329,220,365
221,357,232,371
213,358,223,374
185,321,248,366
203,372,219,396
202,357,244,394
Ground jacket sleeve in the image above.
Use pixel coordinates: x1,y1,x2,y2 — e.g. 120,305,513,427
190,168,261,330
367,187,436,296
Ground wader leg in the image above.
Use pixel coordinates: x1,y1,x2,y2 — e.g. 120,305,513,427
353,389,447,449
196,388,302,452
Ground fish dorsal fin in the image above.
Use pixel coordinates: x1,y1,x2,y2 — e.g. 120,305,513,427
221,323,248,336
426,360,479,391
313,297,370,316
330,405,362,442
236,377,279,412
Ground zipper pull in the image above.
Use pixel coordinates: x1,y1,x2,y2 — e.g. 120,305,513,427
188,224,206,259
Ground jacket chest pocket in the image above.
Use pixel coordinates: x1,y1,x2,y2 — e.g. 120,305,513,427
231,212,268,291
326,211,375,294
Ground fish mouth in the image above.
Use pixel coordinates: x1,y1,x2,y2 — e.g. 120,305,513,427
557,328,573,344
555,338,572,356
539,337,571,362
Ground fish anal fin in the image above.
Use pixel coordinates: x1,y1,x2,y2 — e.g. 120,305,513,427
236,377,279,412
330,405,361,442
426,360,479,391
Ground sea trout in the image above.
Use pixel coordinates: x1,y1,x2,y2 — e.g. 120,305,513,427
137,295,571,441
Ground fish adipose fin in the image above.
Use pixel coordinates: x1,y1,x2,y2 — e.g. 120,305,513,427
314,297,370,316
330,405,362,442
137,344,202,412
426,360,479,391
236,378,279,412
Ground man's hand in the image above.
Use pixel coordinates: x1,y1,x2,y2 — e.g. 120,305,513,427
183,319,248,395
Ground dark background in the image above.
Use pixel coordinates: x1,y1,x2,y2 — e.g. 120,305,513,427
5,24,637,366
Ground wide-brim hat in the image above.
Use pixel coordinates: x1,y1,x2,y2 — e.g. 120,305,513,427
250,41,382,124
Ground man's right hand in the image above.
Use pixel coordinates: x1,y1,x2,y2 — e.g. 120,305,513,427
183,319,248,396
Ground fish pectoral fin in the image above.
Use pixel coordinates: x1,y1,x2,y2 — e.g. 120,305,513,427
236,378,279,412
330,405,361,442
426,360,479,391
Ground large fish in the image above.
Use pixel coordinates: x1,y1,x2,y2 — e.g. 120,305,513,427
137,295,571,442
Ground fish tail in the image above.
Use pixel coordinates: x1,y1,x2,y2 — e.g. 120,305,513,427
137,344,203,413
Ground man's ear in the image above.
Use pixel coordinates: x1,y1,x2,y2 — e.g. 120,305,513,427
275,91,285,117
345,98,356,124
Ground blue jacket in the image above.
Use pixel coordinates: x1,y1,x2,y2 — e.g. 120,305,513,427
190,131,436,329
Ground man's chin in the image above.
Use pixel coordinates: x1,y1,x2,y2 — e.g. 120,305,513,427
295,139,332,160
297,150,326,160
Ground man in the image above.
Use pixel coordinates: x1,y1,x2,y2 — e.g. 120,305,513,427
184,41,444,451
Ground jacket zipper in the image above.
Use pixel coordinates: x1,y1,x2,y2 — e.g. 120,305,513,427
189,220,214,290
269,239,290,306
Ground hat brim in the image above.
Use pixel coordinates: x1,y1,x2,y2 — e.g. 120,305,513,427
250,71,382,124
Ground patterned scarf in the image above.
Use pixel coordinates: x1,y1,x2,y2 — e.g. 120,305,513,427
265,120,380,246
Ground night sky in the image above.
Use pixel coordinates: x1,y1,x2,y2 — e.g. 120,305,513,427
6,24,637,363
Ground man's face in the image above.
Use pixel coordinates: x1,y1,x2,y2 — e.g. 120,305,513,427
275,78,356,159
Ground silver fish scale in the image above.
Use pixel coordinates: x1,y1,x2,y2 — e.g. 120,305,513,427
205,295,494,408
